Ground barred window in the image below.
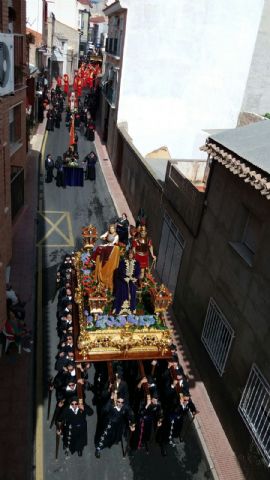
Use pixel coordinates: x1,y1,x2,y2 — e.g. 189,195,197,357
239,364,270,467
201,298,234,376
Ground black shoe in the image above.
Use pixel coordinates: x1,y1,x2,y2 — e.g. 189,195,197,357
95,449,101,459
78,450,82,457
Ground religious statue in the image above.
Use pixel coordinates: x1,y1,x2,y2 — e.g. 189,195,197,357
100,224,119,245
113,250,141,314
132,226,156,277
92,224,120,291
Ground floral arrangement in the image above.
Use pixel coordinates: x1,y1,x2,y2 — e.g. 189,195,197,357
80,252,97,290
140,272,157,293
83,312,167,331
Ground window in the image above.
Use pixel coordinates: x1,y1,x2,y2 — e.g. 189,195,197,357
109,38,113,52
230,210,261,267
113,38,118,55
156,213,185,294
201,298,234,376
239,364,270,467
242,214,260,254
9,104,22,147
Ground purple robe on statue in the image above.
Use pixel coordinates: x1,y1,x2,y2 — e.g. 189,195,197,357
114,258,141,314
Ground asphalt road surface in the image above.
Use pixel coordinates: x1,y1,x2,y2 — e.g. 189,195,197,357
39,104,213,480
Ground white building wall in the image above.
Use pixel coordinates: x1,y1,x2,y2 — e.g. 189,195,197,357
241,0,270,115
117,0,264,159
26,0,43,33
47,0,79,31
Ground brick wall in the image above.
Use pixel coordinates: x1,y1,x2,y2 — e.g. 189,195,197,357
0,0,27,328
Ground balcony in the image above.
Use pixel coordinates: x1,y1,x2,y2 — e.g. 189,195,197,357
102,81,116,107
105,37,119,57
14,34,25,89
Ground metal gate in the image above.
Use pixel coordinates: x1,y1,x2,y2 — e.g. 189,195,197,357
156,213,185,294
11,166,24,220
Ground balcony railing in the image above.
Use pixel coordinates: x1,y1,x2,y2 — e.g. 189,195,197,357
102,81,116,107
14,34,25,89
105,37,119,56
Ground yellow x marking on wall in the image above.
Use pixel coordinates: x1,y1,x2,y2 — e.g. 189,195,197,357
37,211,74,247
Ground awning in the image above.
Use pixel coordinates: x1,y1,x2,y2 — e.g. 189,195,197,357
51,50,64,62
29,64,40,76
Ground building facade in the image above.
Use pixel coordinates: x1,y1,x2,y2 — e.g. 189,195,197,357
0,0,27,326
172,121,270,476
98,0,126,163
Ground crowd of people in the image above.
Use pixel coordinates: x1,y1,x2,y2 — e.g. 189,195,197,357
49,253,94,457
42,83,99,186
44,148,98,186
41,60,101,187
48,229,197,460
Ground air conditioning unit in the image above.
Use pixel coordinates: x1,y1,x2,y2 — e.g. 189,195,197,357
0,33,14,96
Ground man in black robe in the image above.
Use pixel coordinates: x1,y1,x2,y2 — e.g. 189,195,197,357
45,154,54,183
54,155,65,188
95,394,135,458
85,151,97,180
59,397,93,457
131,380,163,453
46,108,55,131
157,392,197,455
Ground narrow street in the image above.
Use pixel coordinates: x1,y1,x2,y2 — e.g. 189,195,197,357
37,101,213,479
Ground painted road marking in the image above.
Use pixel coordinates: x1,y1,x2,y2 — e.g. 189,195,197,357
37,211,74,247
